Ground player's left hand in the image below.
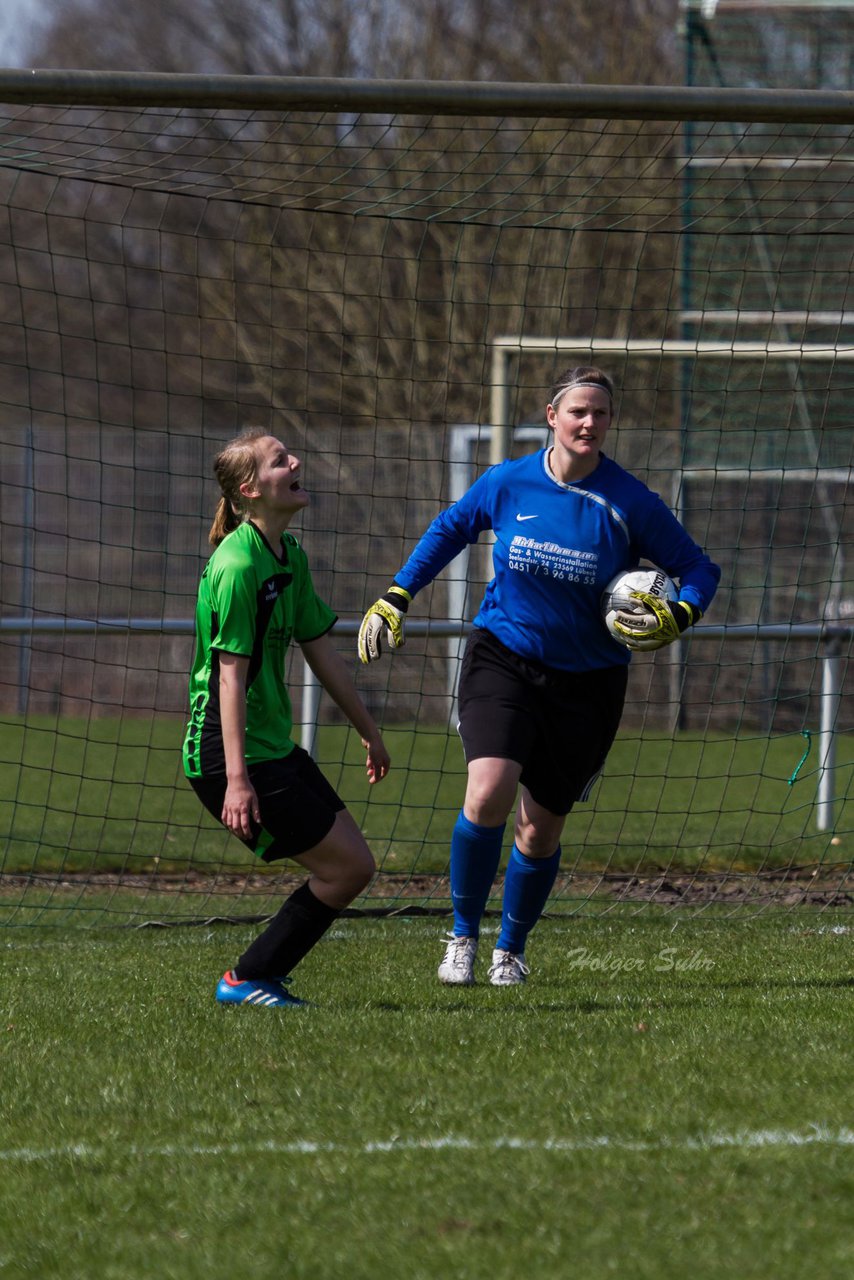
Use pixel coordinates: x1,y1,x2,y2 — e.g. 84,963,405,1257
363,732,391,784
612,594,701,651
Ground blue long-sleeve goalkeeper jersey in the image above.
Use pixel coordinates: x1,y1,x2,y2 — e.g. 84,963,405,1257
394,449,721,673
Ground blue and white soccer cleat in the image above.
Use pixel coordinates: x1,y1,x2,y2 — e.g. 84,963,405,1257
216,970,306,1008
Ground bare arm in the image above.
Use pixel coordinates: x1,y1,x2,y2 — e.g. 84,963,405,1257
218,650,261,838
300,632,390,784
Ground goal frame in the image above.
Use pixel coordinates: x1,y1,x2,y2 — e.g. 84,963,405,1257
1,72,853,921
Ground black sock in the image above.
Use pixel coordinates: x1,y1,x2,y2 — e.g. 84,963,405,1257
234,882,341,981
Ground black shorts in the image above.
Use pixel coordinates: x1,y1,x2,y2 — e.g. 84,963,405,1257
189,746,346,862
457,628,628,817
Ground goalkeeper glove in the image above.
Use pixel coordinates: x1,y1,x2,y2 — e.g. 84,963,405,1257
357,586,412,664
612,594,701,652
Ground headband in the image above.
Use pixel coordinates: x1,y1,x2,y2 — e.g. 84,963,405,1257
550,378,613,409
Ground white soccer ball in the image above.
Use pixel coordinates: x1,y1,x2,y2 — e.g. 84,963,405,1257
601,566,678,650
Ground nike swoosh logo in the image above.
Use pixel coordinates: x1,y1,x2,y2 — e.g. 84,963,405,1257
515,513,538,522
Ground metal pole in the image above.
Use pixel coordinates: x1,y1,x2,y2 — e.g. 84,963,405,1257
817,639,842,832
446,425,481,719
17,424,34,716
489,343,511,466
3,71,854,125
300,657,321,758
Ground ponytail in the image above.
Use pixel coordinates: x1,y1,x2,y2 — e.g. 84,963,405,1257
208,427,269,547
208,495,241,547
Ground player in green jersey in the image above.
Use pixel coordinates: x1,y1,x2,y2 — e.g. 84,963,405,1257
183,428,390,1008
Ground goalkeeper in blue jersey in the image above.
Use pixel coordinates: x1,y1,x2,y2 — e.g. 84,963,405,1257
358,367,720,988
183,428,390,1008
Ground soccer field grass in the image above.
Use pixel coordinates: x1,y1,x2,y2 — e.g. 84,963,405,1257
2,717,852,886
2,914,852,1279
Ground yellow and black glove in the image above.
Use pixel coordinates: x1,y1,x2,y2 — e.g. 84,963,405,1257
357,586,413,664
611,595,701,652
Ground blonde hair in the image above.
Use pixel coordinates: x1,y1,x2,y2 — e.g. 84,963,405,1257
208,427,270,547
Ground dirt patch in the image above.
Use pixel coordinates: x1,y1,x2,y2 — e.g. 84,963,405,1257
2,867,852,913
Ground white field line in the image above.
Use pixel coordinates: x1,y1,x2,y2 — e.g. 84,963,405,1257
3,1128,854,1164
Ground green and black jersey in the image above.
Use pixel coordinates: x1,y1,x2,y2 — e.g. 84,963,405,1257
182,521,336,779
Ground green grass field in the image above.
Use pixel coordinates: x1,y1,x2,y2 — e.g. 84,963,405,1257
2,709,852,1273
2,914,853,1279
1,715,852,884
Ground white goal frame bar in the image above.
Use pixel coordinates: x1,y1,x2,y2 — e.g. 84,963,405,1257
488,335,854,465
488,331,847,609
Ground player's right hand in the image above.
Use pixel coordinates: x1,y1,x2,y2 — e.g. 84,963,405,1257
221,777,261,840
357,586,412,663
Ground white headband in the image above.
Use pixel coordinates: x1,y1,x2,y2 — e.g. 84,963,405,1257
550,378,613,409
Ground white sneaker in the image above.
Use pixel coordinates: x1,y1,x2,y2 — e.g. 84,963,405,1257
488,948,530,986
438,934,478,985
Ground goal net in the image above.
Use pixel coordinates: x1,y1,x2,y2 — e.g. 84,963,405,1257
0,77,851,925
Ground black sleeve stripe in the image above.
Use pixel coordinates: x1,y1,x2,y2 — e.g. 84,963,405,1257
298,616,339,644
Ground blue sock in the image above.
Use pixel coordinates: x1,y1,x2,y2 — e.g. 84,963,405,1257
496,844,561,954
449,811,506,938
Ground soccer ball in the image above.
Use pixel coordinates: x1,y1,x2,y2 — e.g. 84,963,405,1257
601,566,678,650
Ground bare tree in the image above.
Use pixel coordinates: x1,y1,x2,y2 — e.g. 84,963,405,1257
29,0,681,82
11,0,685,442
